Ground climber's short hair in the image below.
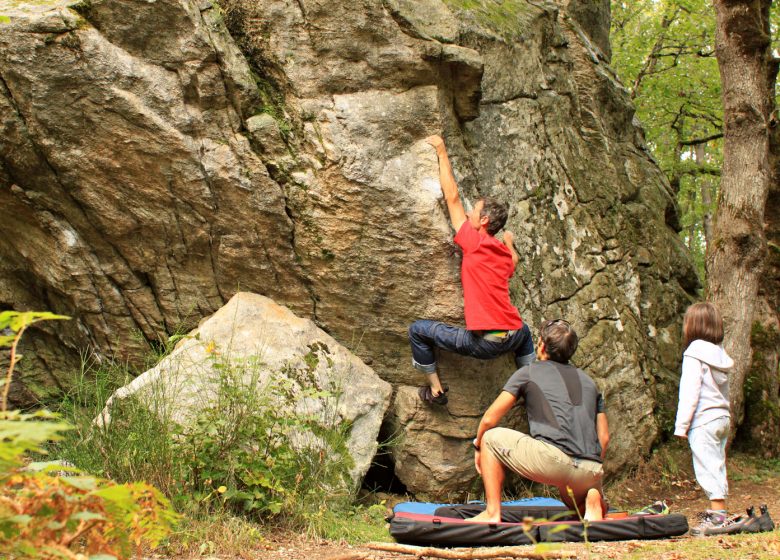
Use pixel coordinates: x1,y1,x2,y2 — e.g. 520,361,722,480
479,197,509,236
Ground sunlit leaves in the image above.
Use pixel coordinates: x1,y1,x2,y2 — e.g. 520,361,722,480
0,411,71,472
0,311,70,333
611,0,722,280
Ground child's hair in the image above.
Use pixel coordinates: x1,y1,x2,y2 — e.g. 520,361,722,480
683,302,724,350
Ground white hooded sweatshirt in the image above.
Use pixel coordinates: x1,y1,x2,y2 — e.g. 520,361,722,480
674,339,734,437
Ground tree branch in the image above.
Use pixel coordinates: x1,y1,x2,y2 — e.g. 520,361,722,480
630,7,682,99
680,132,725,146
674,165,722,178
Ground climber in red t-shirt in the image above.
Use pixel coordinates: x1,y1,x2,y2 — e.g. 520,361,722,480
409,135,535,406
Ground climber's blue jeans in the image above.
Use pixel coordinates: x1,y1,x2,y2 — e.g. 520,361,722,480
408,320,535,373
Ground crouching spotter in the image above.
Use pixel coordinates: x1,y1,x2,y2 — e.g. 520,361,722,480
471,320,610,522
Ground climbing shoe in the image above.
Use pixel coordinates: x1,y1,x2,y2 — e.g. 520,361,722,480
759,504,775,532
740,506,762,533
690,510,742,537
633,500,670,516
418,385,449,405
736,504,775,534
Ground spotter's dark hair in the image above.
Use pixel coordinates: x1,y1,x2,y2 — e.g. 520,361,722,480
540,319,579,363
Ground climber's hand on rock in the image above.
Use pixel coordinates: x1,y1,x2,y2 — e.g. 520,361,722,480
425,135,445,151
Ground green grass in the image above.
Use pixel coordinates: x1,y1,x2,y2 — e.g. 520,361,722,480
160,511,268,557
156,503,391,557
300,504,391,543
53,354,181,494
615,530,780,559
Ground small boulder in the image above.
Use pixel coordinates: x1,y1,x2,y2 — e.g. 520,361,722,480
97,292,392,487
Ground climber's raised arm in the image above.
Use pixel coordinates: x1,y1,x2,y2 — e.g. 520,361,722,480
426,135,467,232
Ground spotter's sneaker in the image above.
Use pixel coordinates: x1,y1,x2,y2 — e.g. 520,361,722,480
633,500,670,516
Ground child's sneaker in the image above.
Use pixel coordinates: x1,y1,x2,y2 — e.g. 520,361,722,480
633,500,670,516
690,510,741,536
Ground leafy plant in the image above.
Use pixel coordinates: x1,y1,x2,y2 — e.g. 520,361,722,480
0,311,177,559
173,349,354,521
0,470,177,560
0,410,71,473
57,338,356,535
1,311,69,412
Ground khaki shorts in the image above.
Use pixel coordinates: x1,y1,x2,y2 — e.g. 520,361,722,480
482,427,603,512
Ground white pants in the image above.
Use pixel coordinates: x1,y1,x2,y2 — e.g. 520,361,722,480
688,416,729,500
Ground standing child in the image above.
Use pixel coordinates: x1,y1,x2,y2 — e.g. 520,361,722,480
674,302,735,536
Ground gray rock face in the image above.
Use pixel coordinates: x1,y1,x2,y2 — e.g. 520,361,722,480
97,292,392,486
0,0,697,495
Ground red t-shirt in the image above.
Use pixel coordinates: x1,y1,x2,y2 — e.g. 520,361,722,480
454,222,523,331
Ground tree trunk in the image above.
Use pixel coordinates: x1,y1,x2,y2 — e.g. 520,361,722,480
695,143,714,250
738,38,780,454
686,187,697,252
707,0,774,431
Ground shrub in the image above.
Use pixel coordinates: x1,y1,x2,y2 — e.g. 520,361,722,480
0,311,178,560
174,350,354,521
58,340,356,533
0,466,177,559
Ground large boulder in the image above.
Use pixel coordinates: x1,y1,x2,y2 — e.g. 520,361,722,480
98,292,392,486
0,0,698,495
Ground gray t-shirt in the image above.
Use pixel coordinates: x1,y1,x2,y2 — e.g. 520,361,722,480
503,360,605,463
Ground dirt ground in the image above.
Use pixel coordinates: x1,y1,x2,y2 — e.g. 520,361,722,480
250,449,780,560
165,448,780,559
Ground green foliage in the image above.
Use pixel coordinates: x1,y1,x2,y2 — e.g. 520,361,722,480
0,311,176,559
611,1,780,281
173,348,354,521
611,0,721,280
0,454,178,559
56,359,179,495
0,310,69,347
56,340,357,535
0,410,71,473
1,310,70,412
305,503,390,543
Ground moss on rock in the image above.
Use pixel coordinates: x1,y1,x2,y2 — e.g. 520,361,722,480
441,0,542,41
737,322,780,456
